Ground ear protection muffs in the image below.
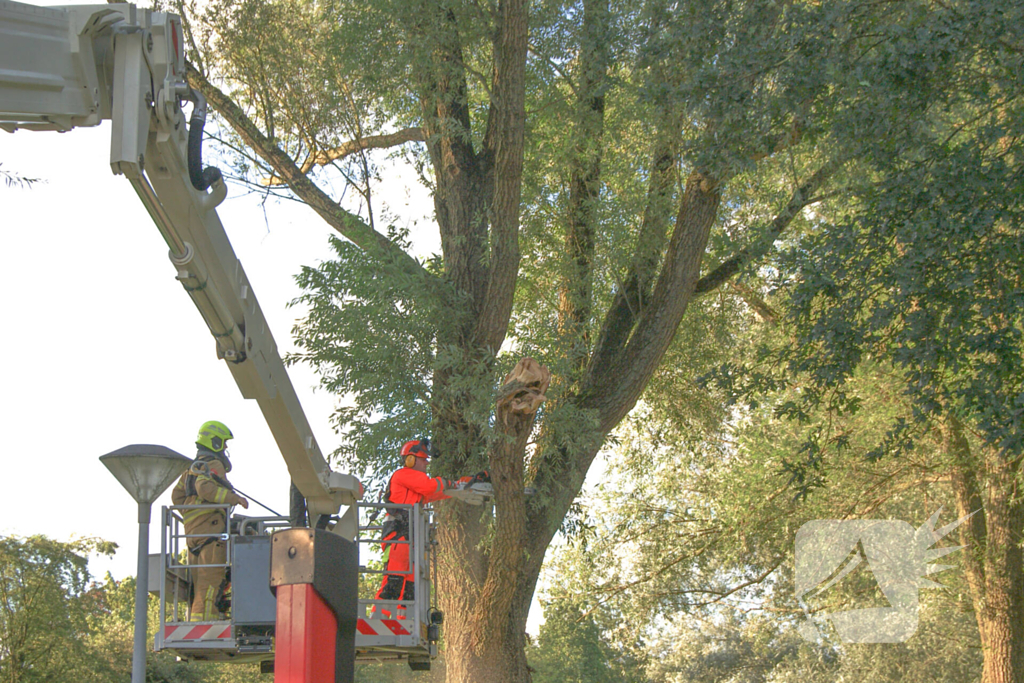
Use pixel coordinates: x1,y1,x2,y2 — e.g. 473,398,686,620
211,435,223,451
404,453,418,468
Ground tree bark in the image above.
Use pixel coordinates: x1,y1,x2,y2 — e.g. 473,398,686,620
435,406,536,683
474,0,529,352
417,1,531,675
583,170,721,433
946,414,1024,683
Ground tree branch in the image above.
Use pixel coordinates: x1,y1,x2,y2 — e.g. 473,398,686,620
186,66,433,282
585,5,686,379
410,8,491,330
585,171,722,433
521,172,721,582
473,359,548,650
472,0,529,350
586,559,782,618
729,280,779,324
586,116,681,377
473,409,532,650
657,562,784,608
946,415,987,630
694,159,842,295
261,127,426,186
558,0,611,380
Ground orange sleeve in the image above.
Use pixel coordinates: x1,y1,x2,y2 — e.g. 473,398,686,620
392,468,449,503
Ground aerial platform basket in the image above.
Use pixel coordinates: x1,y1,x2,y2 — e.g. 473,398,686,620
153,502,439,670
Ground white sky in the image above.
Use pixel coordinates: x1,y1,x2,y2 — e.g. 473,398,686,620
0,113,443,568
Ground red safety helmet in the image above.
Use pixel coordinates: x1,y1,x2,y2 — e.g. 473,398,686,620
401,438,435,467
401,439,430,458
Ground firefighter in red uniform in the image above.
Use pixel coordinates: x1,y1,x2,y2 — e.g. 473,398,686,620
372,438,486,618
372,439,446,618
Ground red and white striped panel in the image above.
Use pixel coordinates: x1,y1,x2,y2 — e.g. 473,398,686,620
356,618,411,636
164,623,233,641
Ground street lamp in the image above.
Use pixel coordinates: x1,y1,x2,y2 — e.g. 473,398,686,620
100,444,191,683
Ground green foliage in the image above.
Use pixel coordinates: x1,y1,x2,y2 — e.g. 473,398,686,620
0,536,449,682
355,659,438,683
642,610,837,683
705,0,1024,486
190,0,1023,492
289,230,453,481
637,599,980,683
783,117,1024,458
183,0,418,190
528,599,641,683
183,0,1022,674
0,535,114,683
546,361,983,680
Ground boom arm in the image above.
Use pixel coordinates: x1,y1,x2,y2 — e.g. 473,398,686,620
0,0,360,525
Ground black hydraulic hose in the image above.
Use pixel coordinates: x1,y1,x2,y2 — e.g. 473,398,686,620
186,89,223,192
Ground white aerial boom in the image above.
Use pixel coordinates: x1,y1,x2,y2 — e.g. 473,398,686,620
0,0,362,527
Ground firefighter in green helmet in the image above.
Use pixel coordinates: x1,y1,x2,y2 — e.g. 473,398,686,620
171,421,249,621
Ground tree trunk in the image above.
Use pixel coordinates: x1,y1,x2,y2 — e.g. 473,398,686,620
435,407,537,683
436,509,565,683
946,415,1024,683
436,510,533,683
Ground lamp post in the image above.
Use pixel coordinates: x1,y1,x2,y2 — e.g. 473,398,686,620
100,444,191,683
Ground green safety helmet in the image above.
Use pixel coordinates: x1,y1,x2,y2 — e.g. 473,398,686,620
196,420,233,454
